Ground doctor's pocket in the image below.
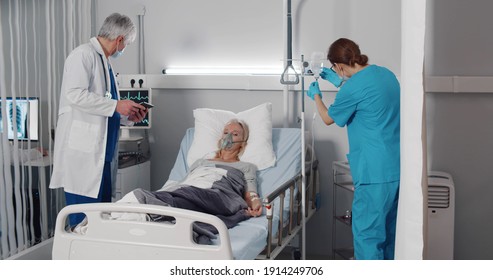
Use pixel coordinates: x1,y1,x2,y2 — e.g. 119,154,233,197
68,120,101,153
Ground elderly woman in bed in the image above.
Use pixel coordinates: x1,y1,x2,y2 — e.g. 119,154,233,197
211,119,262,217
123,119,262,230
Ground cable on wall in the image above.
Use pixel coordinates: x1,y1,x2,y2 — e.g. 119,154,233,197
138,6,146,74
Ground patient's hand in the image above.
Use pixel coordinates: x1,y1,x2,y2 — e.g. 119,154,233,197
246,205,262,217
245,192,262,217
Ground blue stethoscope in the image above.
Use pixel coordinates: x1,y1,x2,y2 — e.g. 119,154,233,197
99,54,112,99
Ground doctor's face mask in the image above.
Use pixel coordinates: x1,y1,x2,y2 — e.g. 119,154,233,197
111,39,126,59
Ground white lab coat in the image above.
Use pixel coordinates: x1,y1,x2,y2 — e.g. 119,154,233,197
49,37,131,198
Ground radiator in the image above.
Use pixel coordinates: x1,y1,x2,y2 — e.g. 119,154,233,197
426,171,455,260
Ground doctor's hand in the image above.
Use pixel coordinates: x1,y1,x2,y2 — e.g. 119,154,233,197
307,81,322,100
116,100,145,116
128,108,148,123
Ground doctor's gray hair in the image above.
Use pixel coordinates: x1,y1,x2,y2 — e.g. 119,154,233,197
98,13,136,45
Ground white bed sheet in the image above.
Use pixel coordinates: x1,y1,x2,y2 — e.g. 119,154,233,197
165,128,301,259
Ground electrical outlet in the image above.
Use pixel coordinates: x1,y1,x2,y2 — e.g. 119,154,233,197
119,74,147,88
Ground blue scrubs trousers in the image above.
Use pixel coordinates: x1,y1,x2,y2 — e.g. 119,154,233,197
352,181,399,260
65,161,113,226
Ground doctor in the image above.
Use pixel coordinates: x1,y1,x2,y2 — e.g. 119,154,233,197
307,38,400,260
50,13,147,226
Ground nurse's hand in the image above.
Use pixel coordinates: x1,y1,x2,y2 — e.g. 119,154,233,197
307,81,322,100
320,67,343,88
319,67,332,80
128,108,148,122
116,100,145,116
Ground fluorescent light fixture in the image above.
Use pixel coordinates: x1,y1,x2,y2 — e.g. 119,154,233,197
163,66,287,75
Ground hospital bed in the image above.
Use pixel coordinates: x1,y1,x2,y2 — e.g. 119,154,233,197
52,128,319,260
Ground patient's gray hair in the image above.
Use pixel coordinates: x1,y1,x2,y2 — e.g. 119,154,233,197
98,13,136,45
230,119,249,142
231,119,249,156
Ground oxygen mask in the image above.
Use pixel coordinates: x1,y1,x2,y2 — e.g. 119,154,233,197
220,133,234,150
220,133,246,150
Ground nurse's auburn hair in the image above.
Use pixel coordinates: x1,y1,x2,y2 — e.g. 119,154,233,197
327,38,369,67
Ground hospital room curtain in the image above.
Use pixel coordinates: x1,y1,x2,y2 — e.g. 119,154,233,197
395,0,427,259
0,0,93,259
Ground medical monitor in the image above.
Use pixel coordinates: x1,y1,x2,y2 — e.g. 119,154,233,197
0,97,39,141
119,88,152,129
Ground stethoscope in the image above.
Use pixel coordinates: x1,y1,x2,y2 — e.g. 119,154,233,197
99,54,112,99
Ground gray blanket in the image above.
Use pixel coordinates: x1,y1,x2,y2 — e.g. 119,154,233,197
132,164,250,244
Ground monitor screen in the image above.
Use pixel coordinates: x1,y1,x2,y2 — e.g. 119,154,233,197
119,88,151,129
0,97,39,141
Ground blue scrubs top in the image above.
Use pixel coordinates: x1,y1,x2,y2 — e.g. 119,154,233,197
328,65,400,185
105,66,120,162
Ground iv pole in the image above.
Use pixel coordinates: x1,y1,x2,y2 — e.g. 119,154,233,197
300,55,307,260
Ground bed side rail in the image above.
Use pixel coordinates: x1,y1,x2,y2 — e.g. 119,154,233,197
260,159,319,259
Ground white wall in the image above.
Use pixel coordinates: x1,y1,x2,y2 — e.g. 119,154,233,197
96,0,401,76
95,0,402,258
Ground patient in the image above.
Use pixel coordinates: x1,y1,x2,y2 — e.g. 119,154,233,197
115,119,262,237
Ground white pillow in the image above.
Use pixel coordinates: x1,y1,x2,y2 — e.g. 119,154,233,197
187,103,276,170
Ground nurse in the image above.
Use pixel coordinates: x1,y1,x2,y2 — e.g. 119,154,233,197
50,13,147,226
307,38,400,260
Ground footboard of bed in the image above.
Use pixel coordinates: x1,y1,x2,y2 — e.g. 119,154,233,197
52,203,233,260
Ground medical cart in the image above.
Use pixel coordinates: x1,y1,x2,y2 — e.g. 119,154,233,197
332,161,354,259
